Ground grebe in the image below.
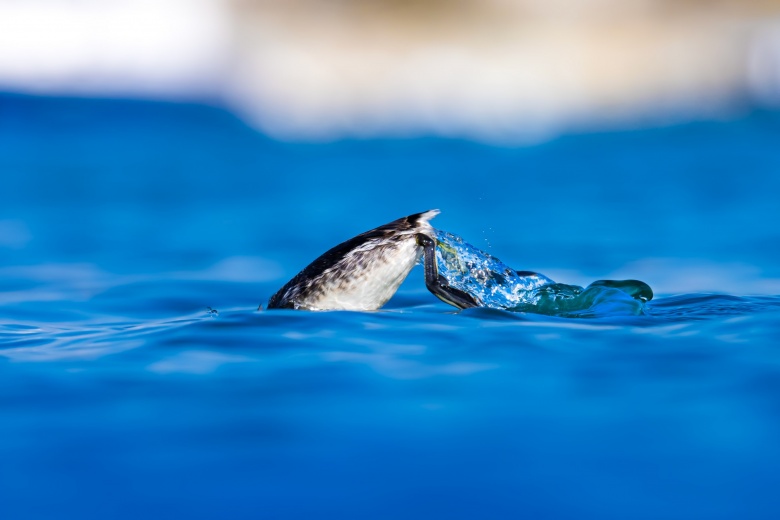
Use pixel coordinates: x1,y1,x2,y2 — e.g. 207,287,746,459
267,210,478,311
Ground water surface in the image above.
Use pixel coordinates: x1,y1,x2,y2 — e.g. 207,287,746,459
1,93,779,519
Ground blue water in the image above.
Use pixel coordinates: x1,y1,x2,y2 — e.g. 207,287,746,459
2,93,780,519
433,228,653,316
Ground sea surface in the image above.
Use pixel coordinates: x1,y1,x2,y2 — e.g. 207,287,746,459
1,93,780,519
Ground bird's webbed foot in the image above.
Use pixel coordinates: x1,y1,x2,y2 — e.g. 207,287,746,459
416,233,480,309
587,279,654,302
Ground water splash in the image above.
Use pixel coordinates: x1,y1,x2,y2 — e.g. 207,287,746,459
434,229,651,317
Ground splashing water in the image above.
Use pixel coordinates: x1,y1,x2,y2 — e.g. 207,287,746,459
434,229,652,317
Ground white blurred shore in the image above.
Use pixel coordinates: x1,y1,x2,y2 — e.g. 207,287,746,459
1,0,779,143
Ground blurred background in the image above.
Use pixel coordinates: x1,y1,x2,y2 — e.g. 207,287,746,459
1,0,780,298
2,0,780,142
3,4,780,520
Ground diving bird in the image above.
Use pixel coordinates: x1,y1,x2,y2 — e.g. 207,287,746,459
267,210,478,311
